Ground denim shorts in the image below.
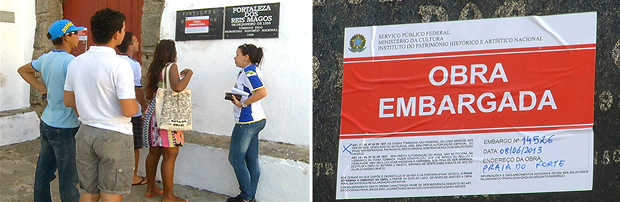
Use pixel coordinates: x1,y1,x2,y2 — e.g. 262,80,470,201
75,124,134,195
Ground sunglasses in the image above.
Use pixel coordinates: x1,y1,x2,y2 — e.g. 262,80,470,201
65,31,78,36
242,44,250,54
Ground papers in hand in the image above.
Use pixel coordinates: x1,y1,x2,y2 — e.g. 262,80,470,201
225,88,249,101
231,88,249,97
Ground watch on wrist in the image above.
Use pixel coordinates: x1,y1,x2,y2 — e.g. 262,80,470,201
241,102,247,108
42,94,47,101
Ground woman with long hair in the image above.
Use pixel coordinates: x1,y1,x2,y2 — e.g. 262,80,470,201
226,44,267,202
142,39,193,202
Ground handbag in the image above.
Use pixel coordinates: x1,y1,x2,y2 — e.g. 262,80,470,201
155,62,193,131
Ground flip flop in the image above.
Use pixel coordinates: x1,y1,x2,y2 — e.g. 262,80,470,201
145,189,164,198
160,199,188,202
132,176,148,186
160,197,188,202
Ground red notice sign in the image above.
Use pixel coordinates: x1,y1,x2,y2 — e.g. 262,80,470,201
186,19,209,27
337,12,596,200
341,44,595,138
184,16,210,34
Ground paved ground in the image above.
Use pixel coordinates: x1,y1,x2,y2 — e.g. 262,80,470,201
0,139,229,202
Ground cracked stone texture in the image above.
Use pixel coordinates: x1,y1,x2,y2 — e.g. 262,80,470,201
314,0,620,201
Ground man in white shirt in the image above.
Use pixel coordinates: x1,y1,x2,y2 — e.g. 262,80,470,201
116,31,148,186
64,8,138,202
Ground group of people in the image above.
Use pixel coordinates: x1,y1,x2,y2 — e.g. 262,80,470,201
17,8,267,202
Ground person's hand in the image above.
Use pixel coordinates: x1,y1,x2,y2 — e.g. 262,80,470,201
180,69,193,78
230,93,242,107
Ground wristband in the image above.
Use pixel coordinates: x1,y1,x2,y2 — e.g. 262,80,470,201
241,102,247,108
42,94,47,101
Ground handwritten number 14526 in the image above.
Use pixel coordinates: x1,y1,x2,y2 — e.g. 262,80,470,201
522,135,554,145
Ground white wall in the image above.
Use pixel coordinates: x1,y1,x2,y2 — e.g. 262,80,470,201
137,144,311,201
175,144,310,201
0,0,39,146
0,0,36,111
160,0,312,146
0,111,39,146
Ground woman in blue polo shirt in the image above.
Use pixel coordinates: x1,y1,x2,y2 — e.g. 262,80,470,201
226,44,267,202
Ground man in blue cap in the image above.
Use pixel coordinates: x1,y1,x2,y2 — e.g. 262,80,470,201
17,19,85,202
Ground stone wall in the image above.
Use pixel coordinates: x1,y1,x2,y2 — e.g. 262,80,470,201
140,0,164,80
29,0,64,116
313,0,620,201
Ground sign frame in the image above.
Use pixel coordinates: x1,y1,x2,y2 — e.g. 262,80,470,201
175,7,224,41
224,2,280,39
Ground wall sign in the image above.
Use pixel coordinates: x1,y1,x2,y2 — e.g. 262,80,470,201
70,29,88,56
176,8,224,41
224,3,280,39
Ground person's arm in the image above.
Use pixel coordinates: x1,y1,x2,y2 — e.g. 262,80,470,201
145,86,154,100
17,63,47,96
119,99,139,117
232,87,267,107
116,61,140,117
167,63,193,92
63,91,79,116
135,87,147,111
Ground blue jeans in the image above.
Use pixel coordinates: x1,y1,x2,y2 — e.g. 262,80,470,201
228,119,266,200
34,121,80,202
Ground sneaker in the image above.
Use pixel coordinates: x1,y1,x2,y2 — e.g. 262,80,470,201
226,195,243,202
226,195,256,202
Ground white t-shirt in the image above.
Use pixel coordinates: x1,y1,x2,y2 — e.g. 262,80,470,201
65,46,136,135
118,54,142,117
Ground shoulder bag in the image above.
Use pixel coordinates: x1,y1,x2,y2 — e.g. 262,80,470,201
155,62,193,131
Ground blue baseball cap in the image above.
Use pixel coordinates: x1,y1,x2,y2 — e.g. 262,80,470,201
48,19,85,40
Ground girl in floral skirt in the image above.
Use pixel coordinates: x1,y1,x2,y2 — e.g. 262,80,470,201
142,40,193,202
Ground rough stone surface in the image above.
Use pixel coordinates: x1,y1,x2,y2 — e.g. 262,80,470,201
140,0,165,85
458,2,483,20
142,1,165,15
313,56,320,90
313,0,325,6
25,0,64,117
35,0,63,15
141,15,162,72
313,0,620,201
141,14,163,48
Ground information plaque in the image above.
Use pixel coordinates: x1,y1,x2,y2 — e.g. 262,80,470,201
176,8,224,41
224,3,280,39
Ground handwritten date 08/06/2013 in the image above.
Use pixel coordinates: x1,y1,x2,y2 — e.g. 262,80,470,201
482,135,562,173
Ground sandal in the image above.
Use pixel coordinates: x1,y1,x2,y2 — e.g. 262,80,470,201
161,198,188,202
145,189,164,198
132,176,148,186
